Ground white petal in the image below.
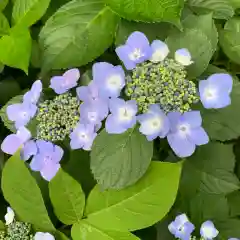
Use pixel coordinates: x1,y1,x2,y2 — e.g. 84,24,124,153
5,207,15,225
175,48,194,66
16,126,31,143
34,232,55,240
150,40,169,63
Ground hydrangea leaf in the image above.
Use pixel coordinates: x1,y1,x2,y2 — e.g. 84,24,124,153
227,191,240,217
0,94,23,133
215,219,240,239
0,0,8,11
0,12,9,36
71,220,140,240
104,0,184,27
49,168,85,225
166,13,218,78
39,0,120,72
12,0,51,28
85,161,182,231
91,127,153,190
55,231,69,240
1,151,55,232
181,143,239,196
0,27,31,74
220,17,240,65
188,0,234,20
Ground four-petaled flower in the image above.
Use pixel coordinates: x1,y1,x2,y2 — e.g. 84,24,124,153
200,220,219,239
23,80,42,105
70,123,97,151
106,98,137,134
167,111,209,158
199,73,233,109
116,31,152,70
168,213,195,240
50,68,80,94
137,104,169,141
34,232,55,240
5,207,15,225
30,140,63,181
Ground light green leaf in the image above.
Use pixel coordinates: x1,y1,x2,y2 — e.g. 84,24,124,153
181,143,239,196
85,161,182,231
229,0,240,9
49,168,85,225
188,0,234,20
1,151,55,232
12,0,51,28
0,12,9,36
0,0,8,11
91,127,153,190
220,17,240,65
55,230,70,240
39,0,119,71
0,94,23,133
0,221,5,230
71,220,140,240
0,27,31,73
104,0,184,27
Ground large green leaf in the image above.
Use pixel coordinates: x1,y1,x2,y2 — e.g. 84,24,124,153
39,0,119,71
49,168,85,225
91,127,153,190
227,191,240,217
188,0,234,20
0,27,31,73
71,220,140,240
0,0,8,11
0,12,9,36
1,151,55,232
12,0,51,28
85,161,182,231
220,17,240,65
104,0,184,27
216,219,240,239
181,143,239,196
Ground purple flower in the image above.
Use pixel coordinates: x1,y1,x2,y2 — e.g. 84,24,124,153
168,214,195,240
116,31,152,70
23,80,42,105
7,102,37,128
1,127,31,155
175,48,193,66
199,73,233,109
80,101,108,126
200,220,219,239
34,232,55,240
70,123,97,151
229,238,239,240
30,140,63,181
50,68,80,94
105,98,137,134
137,104,169,141
92,62,125,98
167,111,209,158
150,40,169,63
21,140,37,161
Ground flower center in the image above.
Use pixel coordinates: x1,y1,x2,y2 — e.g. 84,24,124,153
178,124,190,136
129,48,143,61
88,111,97,121
107,75,122,90
119,107,133,121
204,87,216,100
78,132,88,141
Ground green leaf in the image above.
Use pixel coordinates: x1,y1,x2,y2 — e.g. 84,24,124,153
12,0,51,28
39,0,119,71
181,143,239,196
227,191,240,217
188,0,234,20
104,0,184,27
49,168,85,225
91,127,153,190
0,0,8,11
0,27,31,73
216,219,240,239
220,17,240,65
166,13,218,78
71,220,140,240
1,151,55,232
0,94,23,133
85,161,182,231
55,231,69,240
0,221,5,230
0,12,9,36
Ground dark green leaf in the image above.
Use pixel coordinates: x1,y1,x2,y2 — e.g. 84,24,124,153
227,191,240,217
216,219,240,239
0,0,8,11
0,12,9,36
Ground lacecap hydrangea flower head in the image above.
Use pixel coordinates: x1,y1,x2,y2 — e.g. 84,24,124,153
1,31,233,181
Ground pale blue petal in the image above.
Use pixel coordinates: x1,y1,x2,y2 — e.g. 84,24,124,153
36,140,54,153
105,114,127,134
126,31,150,49
16,127,31,142
41,162,60,181
1,134,22,155
189,127,209,146
53,145,64,163
150,40,169,62
175,48,193,66
30,154,44,171
109,98,125,114
167,112,181,132
21,140,37,161
208,73,233,93
183,111,202,128
7,104,23,121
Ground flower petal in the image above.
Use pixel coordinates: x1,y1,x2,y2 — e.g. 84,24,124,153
105,114,127,134
200,220,219,239
63,68,80,83
1,134,22,155
175,48,193,66
16,126,31,142
189,127,209,146
6,104,23,121
208,73,233,93
182,111,202,128
150,40,169,62
40,162,60,181
30,154,45,171
21,140,37,161
5,207,15,225
126,31,150,50
36,140,54,153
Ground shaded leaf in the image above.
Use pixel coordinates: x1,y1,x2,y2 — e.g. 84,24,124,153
0,0,8,11
0,12,9,36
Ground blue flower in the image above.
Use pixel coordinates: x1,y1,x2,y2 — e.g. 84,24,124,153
228,238,239,240
70,123,97,151
167,111,209,158
92,62,125,98
199,73,233,109
21,140,37,161
175,48,194,66
116,31,152,70
7,102,37,128
30,140,63,181
23,80,42,105
200,220,219,239
150,40,169,63
1,127,31,155
34,232,55,240
50,68,80,94
137,104,169,141
105,98,137,134
168,214,195,240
